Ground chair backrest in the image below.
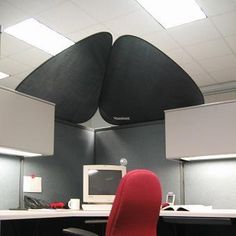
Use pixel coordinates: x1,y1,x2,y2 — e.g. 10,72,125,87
105,169,162,236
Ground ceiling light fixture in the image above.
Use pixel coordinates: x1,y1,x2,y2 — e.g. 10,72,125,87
136,0,206,29
0,147,42,157
0,72,9,80
181,154,236,161
4,18,74,55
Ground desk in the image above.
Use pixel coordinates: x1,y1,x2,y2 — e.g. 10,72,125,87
160,209,236,236
161,209,236,224
0,209,236,220
0,210,109,236
0,209,109,220
1,209,236,236
1,209,236,220
162,209,236,218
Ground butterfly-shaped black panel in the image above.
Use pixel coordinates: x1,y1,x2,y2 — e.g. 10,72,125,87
17,32,112,123
99,35,204,125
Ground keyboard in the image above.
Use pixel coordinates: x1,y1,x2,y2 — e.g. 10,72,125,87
82,204,112,211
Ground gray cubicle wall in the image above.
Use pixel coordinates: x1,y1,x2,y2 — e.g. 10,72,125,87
94,121,181,204
0,156,20,209
95,121,236,209
24,121,95,204
184,159,236,209
0,121,95,209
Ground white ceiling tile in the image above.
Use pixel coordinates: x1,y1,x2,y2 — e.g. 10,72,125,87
179,60,206,76
0,1,29,28
199,54,236,72
0,33,32,58
141,31,179,52
210,67,236,83
103,9,163,37
71,0,140,22
0,0,236,91
67,24,117,42
184,39,232,60
196,0,236,16
15,68,36,82
9,48,51,68
37,1,96,34
0,58,31,75
165,48,194,65
191,73,216,87
5,0,65,15
0,75,25,90
0,67,35,89
225,35,236,53
212,11,236,36
168,19,221,46
0,75,20,90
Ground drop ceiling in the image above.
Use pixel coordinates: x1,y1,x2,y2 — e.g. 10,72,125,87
0,0,236,93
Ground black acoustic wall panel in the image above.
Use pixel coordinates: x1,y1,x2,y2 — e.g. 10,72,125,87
17,32,112,123
99,35,204,125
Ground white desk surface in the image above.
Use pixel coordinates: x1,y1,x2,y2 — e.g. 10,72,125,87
1,209,236,221
160,209,236,218
0,209,109,220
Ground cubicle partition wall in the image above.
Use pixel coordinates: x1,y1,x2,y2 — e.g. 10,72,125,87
1,119,236,210
95,121,236,209
0,156,20,209
185,159,236,209
94,121,182,204
0,121,95,210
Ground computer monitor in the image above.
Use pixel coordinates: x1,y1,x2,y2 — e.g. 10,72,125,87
83,165,126,204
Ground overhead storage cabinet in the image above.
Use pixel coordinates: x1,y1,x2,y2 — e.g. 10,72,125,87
165,100,236,161
0,86,55,157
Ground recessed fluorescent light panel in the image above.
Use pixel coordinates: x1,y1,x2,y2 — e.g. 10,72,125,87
136,0,206,29
181,154,236,161
0,147,42,157
0,72,9,80
4,18,74,55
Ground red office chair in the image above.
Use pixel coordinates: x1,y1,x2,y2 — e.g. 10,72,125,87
63,169,162,236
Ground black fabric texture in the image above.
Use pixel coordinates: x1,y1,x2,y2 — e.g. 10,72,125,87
16,33,204,125
16,32,112,123
99,35,204,125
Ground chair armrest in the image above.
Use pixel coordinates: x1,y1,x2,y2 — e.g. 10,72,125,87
63,228,99,236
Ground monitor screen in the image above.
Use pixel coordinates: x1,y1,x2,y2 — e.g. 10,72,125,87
89,170,122,195
83,165,126,203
